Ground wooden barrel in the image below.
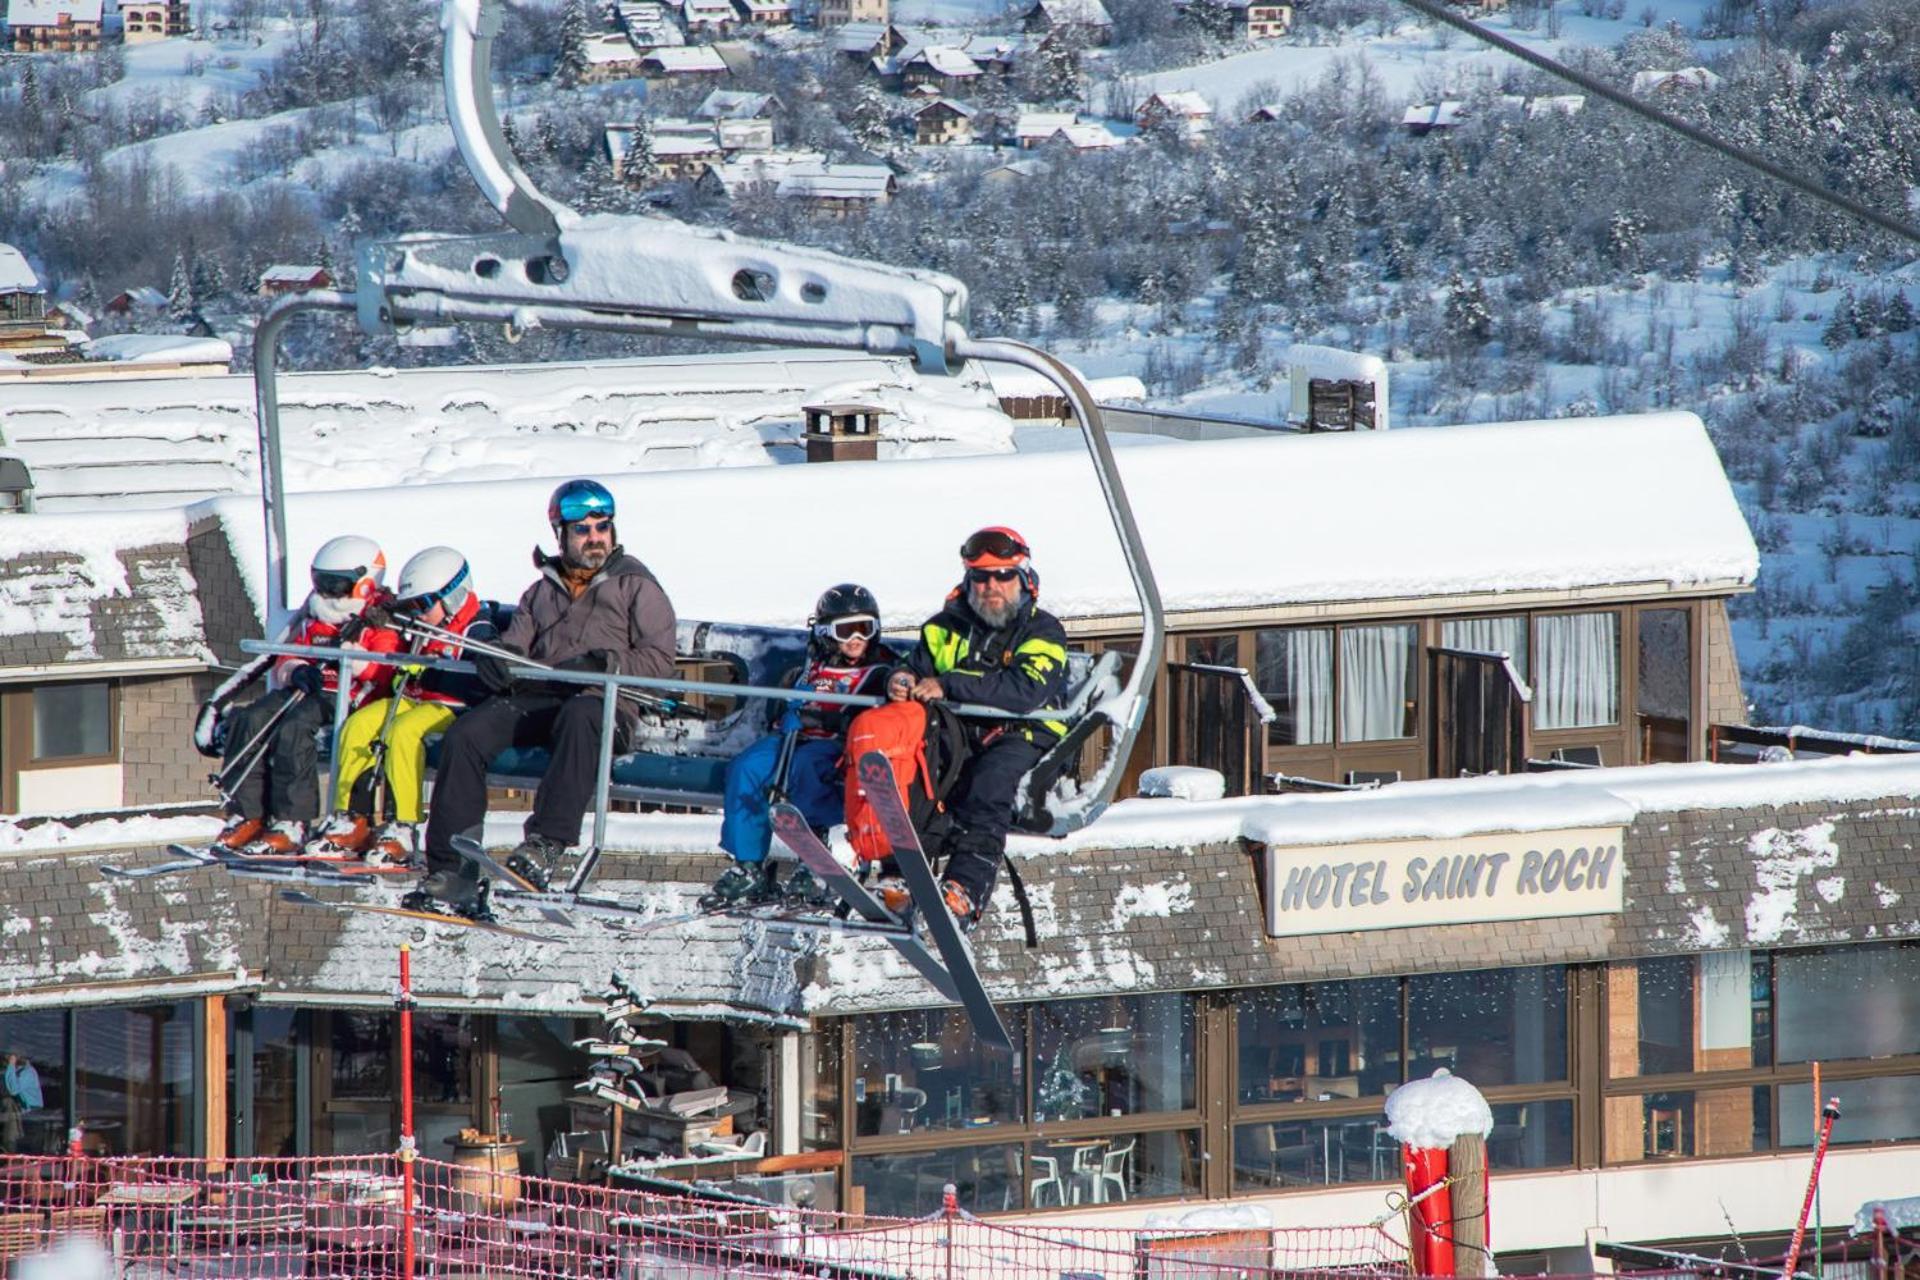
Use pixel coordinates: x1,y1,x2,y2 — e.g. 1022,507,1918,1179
447,1140,523,1214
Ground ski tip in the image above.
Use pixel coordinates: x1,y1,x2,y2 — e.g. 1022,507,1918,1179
277,889,320,905
99,865,132,880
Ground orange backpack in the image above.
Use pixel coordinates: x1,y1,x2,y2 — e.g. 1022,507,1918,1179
843,700,968,863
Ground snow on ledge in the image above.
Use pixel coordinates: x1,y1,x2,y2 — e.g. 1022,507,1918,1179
1386,1069,1493,1149
84,334,234,366
1138,766,1226,802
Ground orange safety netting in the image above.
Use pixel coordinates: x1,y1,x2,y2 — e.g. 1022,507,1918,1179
0,1152,1417,1279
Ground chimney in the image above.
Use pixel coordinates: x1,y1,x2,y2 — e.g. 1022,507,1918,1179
802,402,882,463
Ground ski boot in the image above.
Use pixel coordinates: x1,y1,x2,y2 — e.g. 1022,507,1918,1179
403,866,493,922
505,833,567,891
781,865,835,910
365,821,418,868
308,812,372,856
243,818,307,856
700,859,780,910
213,814,264,852
939,879,978,935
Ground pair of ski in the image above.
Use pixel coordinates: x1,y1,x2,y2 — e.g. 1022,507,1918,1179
103,842,414,884
774,752,1013,1054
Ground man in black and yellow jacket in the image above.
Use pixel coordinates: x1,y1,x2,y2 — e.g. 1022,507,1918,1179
889,525,1068,924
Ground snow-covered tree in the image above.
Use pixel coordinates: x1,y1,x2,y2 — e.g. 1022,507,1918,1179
619,115,657,189
575,152,628,213
1444,272,1493,345
554,0,590,89
167,253,196,322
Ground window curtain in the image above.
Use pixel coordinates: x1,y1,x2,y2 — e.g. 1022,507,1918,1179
1256,628,1331,745
1535,612,1619,729
1339,624,1414,742
1441,616,1528,679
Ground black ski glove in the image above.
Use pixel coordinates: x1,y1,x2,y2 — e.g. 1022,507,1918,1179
555,649,617,674
288,664,324,697
361,602,393,629
473,652,520,695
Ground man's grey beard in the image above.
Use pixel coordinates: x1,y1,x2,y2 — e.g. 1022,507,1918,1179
568,545,611,570
970,592,1018,628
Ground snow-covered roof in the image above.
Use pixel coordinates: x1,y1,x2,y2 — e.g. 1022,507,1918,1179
651,132,725,157
1143,90,1212,118
113,286,168,309
0,508,210,671
1051,123,1125,150
258,263,328,284
831,20,888,51
683,0,733,20
209,410,1754,634
701,150,829,195
0,349,1005,514
5,0,103,25
915,96,974,118
48,301,93,327
962,33,1030,60
696,88,775,119
1631,66,1722,95
0,243,40,294
1014,110,1077,139
736,0,789,13
1026,0,1110,26
84,335,233,366
1403,100,1468,129
585,31,643,63
907,44,980,76
775,166,894,200
984,157,1051,179
643,45,727,72
983,361,1141,403
1500,92,1586,118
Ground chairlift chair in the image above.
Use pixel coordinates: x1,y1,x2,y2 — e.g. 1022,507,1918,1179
244,0,1163,857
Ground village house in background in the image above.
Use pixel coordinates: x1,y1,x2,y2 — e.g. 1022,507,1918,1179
914,97,975,145
1136,90,1214,140
117,0,187,43
4,0,102,50
815,0,886,27
255,264,334,298
1020,0,1111,46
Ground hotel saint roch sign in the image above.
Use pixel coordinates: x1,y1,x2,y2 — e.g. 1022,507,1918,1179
1264,827,1626,938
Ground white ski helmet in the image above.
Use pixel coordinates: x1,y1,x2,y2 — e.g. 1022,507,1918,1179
310,534,387,603
395,546,473,616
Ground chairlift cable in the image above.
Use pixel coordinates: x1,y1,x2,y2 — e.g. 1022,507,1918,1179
1389,0,1920,249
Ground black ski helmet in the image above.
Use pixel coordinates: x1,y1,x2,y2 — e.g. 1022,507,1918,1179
812,583,879,624
809,583,880,654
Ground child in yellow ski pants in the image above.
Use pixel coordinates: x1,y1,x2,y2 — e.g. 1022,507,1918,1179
332,691,455,824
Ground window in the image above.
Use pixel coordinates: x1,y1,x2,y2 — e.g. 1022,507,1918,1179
1534,612,1618,729
1487,1099,1574,1170
1440,615,1528,678
1608,953,1767,1079
1031,994,1193,1120
802,1021,842,1149
1339,624,1417,742
1237,980,1400,1103
853,1008,1023,1135
853,1143,1024,1216
74,1002,196,1155
1605,1087,1771,1162
1256,627,1331,746
1407,967,1567,1087
1030,1130,1200,1205
0,1010,67,1155
1775,943,1920,1064
496,1017,584,1174
1637,608,1691,761
1780,1076,1920,1147
1234,1116,1396,1188
32,681,114,760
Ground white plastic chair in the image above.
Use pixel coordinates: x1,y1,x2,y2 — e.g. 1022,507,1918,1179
1093,1139,1135,1204
1028,1155,1065,1207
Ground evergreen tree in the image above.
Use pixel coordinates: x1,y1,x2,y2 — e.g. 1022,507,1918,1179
501,114,526,165
1884,292,1915,335
619,115,657,189
845,84,892,154
555,0,590,89
166,253,196,322
191,255,228,305
576,152,627,213
1821,291,1857,350
1184,0,1237,40
1444,272,1493,345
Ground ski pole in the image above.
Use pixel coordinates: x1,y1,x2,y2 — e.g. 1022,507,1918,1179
363,669,414,824
1783,1098,1841,1280
210,689,309,803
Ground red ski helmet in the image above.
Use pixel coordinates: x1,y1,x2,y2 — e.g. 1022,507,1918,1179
960,525,1038,597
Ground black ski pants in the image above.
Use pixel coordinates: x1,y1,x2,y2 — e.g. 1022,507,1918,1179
423,690,630,870
939,731,1047,907
222,688,328,822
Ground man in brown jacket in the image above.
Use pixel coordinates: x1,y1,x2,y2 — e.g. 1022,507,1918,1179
411,479,676,913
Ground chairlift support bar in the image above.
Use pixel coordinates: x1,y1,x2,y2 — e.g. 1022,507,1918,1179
248,0,1161,843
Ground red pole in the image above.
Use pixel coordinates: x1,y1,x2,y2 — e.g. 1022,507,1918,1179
1783,1098,1841,1280
398,943,417,1280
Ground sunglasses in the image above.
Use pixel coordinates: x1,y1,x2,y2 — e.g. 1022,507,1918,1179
818,615,879,643
311,569,364,598
960,529,1028,562
967,567,1022,585
567,518,613,537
